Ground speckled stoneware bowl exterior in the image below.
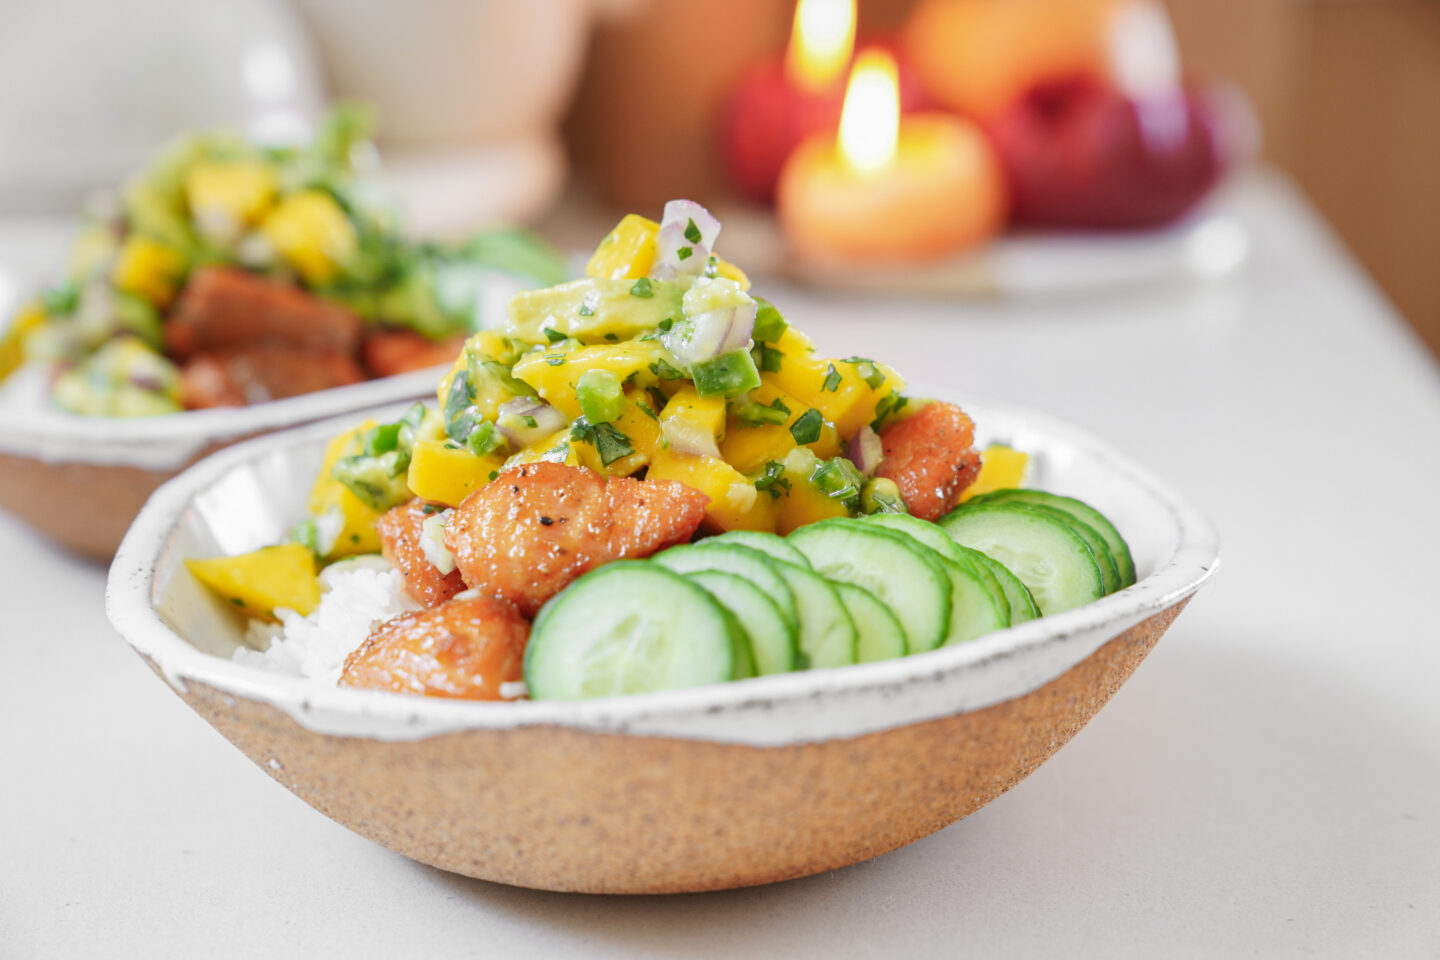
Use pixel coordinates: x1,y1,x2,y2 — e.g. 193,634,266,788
0,367,438,560
107,390,1220,894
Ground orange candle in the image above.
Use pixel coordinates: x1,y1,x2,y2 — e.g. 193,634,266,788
777,50,1007,264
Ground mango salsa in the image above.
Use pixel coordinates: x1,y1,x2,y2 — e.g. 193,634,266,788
261,190,357,286
586,213,751,289
308,423,384,558
184,160,277,229
408,440,506,507
187,543,321,619
586,214,660,280
959,444,1030,502
648,449,778,532
0,300,46,383
513,341,669,419
111,235,187,306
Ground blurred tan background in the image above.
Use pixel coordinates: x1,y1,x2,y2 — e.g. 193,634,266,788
564,0,1440,357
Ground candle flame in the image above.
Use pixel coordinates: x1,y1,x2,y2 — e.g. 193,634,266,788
785,0,856,92
838,50,900,174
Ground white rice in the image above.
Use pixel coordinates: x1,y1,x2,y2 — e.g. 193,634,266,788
234,555,419,684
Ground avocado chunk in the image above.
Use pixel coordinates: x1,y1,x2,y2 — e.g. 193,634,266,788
504,277,683,345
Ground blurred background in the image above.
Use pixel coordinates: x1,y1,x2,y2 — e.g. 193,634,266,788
0,0,1436,355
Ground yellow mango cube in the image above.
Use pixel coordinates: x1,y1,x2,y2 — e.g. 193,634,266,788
713,259,751,290
307,423,383,557
187,543,321,620
111,235,187,306
0,300,46,383
659,386,726,451
720,423,795,475
775,478,851,535
407,440,506,507
572,390,663,476
512,341,667,419
648,449,778,532
261,190,357,286
959,445,1031,502
586,214,659,280
770,325,815,359
585,214,751,288
184,161,277,226
766,354,903,442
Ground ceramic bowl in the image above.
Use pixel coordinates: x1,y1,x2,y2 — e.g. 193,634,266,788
106,390,1219,894
0,367,438,560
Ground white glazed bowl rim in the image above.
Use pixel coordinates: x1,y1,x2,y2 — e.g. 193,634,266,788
106,388,1220,747
0,366,441,469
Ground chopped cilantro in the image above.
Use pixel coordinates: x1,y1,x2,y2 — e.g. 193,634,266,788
544,356,566,367
542,327,566,344
870,393,909,431
629,277,654,298
677,246,693,261
570,418,635,466
646,385,670,412
684,217,702,244
752,460,791,499
789,408,824,445
604,332,619,341
821,364,842,393
844,357,886,390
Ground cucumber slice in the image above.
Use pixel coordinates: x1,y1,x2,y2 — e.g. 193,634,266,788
1019,503,1120,595
652,542,798,630
704,529,811,568
687,569,798,675
859,513,1010,645
788,520,952,653
951,543,1008,617
971,552,1041,624
770,560,858,669
971,489,1136,587
831,582,907,663
525,561,737,699
939,502,1105,616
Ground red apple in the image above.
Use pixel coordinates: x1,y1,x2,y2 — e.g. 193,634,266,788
988,75,1226,229
720,42,929,206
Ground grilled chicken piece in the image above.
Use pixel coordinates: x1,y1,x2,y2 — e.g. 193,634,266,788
445,462,709,617
874,401,982,521
166,266,361,360
178,347,365,408
361,329,466,378
339,593,529,700
375,499,466,607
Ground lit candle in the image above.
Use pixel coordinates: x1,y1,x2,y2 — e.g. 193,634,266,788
776,50,1007,263
720,0,855,205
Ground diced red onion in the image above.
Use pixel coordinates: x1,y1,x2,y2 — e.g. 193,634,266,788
662,303,756,367
845,425,884,477
420,509,457,575
650,199,722,280
496,397,568,446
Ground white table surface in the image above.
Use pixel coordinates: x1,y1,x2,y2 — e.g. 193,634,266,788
2,172,1438,958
